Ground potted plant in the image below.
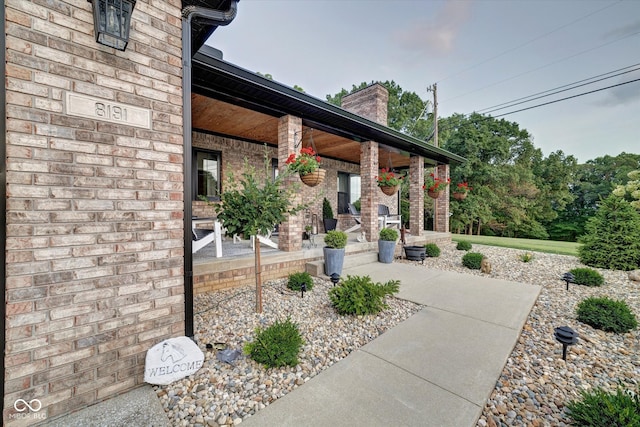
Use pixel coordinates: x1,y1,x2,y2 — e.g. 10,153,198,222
324,230,348,276
424,173,450,199
452,182,471,200
377,168,404,196
378,228,398,263
322,197,337,232
285,147,325,187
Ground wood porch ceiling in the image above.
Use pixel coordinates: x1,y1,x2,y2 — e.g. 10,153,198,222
192,93,413,168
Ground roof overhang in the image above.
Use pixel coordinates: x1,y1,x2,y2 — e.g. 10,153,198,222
191,45,466,167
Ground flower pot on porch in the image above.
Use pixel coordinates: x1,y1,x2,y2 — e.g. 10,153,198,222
300,168,325,187
378,239,396,263
323,218,337,232
323,247,345,276
404,245,426,261
427,190,442,199
379,184,399,196
453,192,467,200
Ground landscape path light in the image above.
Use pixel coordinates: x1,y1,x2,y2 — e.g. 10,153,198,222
330,273,340,287
562,272,575,291
554,326,578,361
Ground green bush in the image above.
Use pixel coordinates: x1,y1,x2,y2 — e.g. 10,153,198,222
569,268,604,287
579,195,640,271
328,275,400,316
287,271,313,292
322,197,334,219
462,252,484,269
379,228,399,241
456,240,472,251
244,318,304,368
519,252,534,263
566,386,640,426
424,243,440,257
324,230,348,249
576,296,638,333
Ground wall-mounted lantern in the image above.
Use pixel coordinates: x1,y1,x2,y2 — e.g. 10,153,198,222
88,0,136,51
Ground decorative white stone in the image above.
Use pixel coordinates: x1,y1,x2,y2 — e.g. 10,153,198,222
629,270,640,282
144,337,204,385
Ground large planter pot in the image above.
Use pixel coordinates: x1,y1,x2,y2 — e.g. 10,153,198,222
427,190,442,199
379,184,399,196
300,168,325,187
378,240,396,263
323,218,337,232
404,245,426,261
324,247,345,276
453,192,467,200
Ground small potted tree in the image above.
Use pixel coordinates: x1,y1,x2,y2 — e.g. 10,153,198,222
322,197,337,232
324,230,347,276
378,228,398,263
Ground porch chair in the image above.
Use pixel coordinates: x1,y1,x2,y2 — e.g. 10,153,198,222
344,203,362,233
192,228,216,253
378,204,402,229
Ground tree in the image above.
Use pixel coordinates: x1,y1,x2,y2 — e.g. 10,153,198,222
578,194,640,271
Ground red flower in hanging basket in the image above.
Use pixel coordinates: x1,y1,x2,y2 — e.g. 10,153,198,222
286,147,321,176
376,168,404,187
453,182,472,194
424,173,450,192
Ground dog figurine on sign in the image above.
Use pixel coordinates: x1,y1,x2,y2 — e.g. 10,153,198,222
481,257,492,274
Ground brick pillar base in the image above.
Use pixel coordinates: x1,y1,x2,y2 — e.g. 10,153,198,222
434,164,450,232
360,141,379,241
409,155,424,236
278,115,303,251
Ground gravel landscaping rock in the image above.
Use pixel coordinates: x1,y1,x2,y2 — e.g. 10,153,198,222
156,242,639,426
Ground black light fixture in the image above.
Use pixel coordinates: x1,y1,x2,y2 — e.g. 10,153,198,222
554,326,578,360
562,272,575,291
89,0,136,51
330,273,340,287
300,283,306,298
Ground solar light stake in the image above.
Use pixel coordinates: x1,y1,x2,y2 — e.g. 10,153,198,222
562,272,575,291
554,326,578,360
420,252,426,265
301,283,306,298
330,273,340,287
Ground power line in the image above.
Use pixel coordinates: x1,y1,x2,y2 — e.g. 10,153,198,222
477,65,640,115
490,78,640,118
435,0,622,84
442,29,640,104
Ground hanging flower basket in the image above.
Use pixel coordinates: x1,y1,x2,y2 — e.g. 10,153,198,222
453,192,467,200
380,184,400,196
300,168,325,187
427,190,442,199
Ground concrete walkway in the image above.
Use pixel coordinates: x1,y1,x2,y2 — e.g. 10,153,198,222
242,263,541,427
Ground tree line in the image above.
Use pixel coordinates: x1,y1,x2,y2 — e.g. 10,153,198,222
327,81,640,242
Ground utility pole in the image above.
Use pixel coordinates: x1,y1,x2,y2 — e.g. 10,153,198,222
427,83,438,147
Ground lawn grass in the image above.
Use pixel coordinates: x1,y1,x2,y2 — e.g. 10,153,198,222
451,235,580,256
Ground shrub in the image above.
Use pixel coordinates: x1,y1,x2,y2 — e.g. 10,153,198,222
519,252,534,263
287,271,313,292
456,240,472,251
424,243,441,257
328,275,400,316
462,252,484,269
322,197,334,219
569,268,604,287
379,228,399,241
243,317,304,368
324,230,348,249
566,386,640,426
576,296,638,333
579,195,640,271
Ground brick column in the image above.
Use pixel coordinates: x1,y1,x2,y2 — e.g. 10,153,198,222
409,155,425,236
433,164,450,232
360,141,379,241
278,115,303,251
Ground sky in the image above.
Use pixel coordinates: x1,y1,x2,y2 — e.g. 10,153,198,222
207,0,640,163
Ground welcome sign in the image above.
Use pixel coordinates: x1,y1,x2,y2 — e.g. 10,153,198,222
144,337,205,385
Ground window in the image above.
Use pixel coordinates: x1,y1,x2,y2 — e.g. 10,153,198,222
337,172,361,214
193,149,220,200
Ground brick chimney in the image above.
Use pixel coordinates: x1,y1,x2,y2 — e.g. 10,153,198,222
341,83,389,126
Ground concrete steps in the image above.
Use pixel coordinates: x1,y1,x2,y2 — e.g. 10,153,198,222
306,252,378,278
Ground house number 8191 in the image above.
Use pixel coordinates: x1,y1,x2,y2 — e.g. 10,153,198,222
95,102,127,121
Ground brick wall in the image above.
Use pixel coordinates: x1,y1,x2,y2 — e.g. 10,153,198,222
341,83,389,125
4,1,184,423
